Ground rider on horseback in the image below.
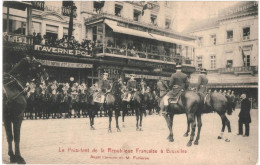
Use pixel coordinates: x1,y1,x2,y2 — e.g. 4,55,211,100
125,74,137,101
162,64,189,114
197,68,208,93
140,78,147,95
98,73,111,103
157,76,169,97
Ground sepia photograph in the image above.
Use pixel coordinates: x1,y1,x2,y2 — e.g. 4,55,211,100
2,0,258,164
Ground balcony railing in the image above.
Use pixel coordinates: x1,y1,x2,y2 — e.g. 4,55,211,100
31,2,77,18
218,66,257,75
243,36,250,40
62,6,77,18
3,33,33,45
31,1,45,11
97,46,192,64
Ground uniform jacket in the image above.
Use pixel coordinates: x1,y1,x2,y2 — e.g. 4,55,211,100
169,71,189,90
197,74,208,93
127,80,137,91
239,98,251,123
99,79,111,91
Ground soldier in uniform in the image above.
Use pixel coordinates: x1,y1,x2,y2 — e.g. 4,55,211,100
140,78,147,94
125,74,137,101
157,76,169,98
98,73,111,103
162,64,189,113
197,68,208,93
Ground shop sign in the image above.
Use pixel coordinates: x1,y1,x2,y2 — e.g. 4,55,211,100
102,68,121,79
125,74,170,80
128,60,174,70
34,45,91,57
38,59,93,68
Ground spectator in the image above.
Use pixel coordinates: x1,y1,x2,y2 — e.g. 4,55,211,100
237,94,251,137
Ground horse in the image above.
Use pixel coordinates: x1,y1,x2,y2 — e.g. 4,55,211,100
186,92,233,142
159,89,202,147
142,89,154,115
3,56,49,164
105,80,122,133
78,90,88,118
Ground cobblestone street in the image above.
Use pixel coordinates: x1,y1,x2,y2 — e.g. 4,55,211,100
2,109,258,164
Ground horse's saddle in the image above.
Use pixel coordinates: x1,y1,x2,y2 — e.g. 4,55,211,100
122,93,132,102
169,90,183,104
93,92,105,103
198,92,209,104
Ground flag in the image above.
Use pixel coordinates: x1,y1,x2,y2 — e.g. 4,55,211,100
142,2,148,16
240,46,246,66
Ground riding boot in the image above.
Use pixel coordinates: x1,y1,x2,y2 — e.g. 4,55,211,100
162,106,169,115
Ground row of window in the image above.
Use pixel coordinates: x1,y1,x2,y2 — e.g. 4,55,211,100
198,27,251,47
197,54,251,69
3,19,74,40
95,2,171,29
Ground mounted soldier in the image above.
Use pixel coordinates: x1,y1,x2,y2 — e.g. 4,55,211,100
157,76,169,98
123,73,137,101
140,78,147,95
197,68,208,93
162,64,189,114
96,73,111,103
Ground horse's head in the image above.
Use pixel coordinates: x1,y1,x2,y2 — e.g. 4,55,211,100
110,81,121,95
29,57,49,83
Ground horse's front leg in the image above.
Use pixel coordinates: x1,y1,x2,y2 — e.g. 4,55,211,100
136,107,139,131
13,119,26,164
108,108,112,133
115,108,121,132
194,113,202,145
168,114,174,142
187,113,196,147
139,107,143,131
184,113,190,137
4,118,16,163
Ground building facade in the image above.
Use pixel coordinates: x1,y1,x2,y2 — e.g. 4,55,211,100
3,1,195,87
185,1,258,100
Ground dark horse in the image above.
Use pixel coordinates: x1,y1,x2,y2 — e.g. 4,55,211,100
160,90,202,147
3,57,48,164
106,80,122,133
186,92,233,142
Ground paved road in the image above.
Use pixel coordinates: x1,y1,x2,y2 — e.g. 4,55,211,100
2,109,258,164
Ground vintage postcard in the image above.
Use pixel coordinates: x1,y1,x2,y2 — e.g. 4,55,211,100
2,1,258,164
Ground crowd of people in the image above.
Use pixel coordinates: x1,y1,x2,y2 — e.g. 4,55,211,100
31,33,100,54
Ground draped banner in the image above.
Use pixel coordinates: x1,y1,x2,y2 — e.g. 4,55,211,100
38,59,93,68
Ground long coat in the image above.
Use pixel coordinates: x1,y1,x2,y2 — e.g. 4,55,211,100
197,74,208,93
239,98,251,123
167,71,189,97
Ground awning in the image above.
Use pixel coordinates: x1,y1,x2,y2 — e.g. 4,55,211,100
105,19,195,47
105,20,154,40
150,33,196,47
